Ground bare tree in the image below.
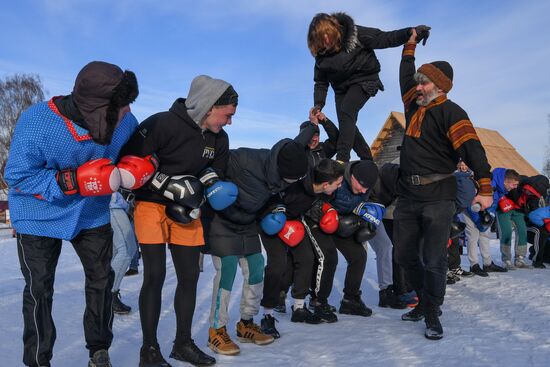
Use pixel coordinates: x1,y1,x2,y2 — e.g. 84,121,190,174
544,114,550,178
0,74,45,193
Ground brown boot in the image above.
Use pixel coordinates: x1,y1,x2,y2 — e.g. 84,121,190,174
236,319,275,345
208,326,240,355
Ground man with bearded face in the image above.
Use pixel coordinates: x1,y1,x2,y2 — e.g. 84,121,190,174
393,30,493,340
5,61,142,367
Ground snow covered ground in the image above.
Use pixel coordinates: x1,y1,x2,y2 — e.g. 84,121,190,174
1,227,549,367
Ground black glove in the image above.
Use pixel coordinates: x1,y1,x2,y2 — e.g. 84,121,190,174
415,25,431,46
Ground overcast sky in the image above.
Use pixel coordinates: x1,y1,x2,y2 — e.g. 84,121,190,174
1,0,548,170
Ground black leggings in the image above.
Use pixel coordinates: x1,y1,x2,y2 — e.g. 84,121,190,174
139,244,200,346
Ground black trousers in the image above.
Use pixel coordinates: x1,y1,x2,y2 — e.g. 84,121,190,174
334,234,367,298
307,223,339,303
384,218,412,295
527,226,550,264
260,230,315,308
394,198,455,307
447,236,461,270
17,224,114,367
139,244,201,346
334,84,373,162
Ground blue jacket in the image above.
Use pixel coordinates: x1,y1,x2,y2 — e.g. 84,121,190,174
466,167,507,227
5,100,137,240
528,206,550,227
330,162,369,214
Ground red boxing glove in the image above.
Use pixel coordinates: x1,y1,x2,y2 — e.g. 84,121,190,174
544,218,550,233
117,155,159,189
57,158,120,196
319,202,339,234
498,197,515,213
278,220,305,247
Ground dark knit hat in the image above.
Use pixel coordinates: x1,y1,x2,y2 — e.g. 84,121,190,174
277,141,309,180
299,121,320,135
73,61,138,145
418,61,453,93
351,160,379,188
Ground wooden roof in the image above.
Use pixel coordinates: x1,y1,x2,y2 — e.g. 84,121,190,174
371,111,539,176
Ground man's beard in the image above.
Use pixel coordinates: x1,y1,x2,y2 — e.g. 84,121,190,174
416,88,439,106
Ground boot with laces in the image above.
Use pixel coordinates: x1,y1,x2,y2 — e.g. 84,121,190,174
207,326,240,355
236,319,275,345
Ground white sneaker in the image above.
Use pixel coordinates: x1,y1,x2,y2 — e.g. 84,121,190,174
504,260,516,270
514,256,532,269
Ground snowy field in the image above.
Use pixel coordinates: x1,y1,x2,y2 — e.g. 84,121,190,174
1,227,549,367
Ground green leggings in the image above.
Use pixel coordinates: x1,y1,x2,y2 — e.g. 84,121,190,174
496,210,527,262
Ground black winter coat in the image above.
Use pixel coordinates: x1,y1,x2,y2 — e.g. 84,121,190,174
313,12,410,108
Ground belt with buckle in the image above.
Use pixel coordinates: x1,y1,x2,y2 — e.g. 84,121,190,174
404,173,454,186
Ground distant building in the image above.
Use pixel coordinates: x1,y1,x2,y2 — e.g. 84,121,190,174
370,111,539,176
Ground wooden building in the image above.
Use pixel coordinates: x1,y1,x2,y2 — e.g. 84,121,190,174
370,111,540,176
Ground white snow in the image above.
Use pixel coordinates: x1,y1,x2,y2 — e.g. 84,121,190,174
1,227,549,367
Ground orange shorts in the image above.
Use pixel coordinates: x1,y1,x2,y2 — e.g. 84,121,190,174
134,201,204,246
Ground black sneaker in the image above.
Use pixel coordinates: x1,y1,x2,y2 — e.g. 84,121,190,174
470,264,489,277
88,349,112,367
170,340,215,366
273,291,286,313
260,314,280,339
450,267,474,277
484,262,508,273
140,344,172,367
112,291,131,314
125,268,139,276
314,302,338,323
424,309,444,340
339,295,372,317
533,261,547,269
291,305,323,324
401,303,425,322
378,287,407,309
446,272,458,285
309,298,336,312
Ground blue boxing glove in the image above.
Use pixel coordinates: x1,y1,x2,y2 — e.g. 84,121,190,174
199,168,238,211
352,202,385,226
260,204,287,235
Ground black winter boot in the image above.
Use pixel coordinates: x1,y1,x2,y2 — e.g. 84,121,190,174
314,302,338,323
112,290,131,314
261,314,280,338
170,340,216,366
339,294,372,317
291,305,323,324
88,350,111,367
139,344,172,367
378,286,407,309
424,305,444,340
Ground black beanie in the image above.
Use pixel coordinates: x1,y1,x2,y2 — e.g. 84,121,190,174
351,160,379,188
299,121,320,135
277,141,309,179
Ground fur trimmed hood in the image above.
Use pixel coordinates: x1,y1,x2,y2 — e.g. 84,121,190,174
332,12,360,53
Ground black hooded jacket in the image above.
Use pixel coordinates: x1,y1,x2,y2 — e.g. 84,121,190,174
220,138,301,224
313,12,410,108
119,98,229,205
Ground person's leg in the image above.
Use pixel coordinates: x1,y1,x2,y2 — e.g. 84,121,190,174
447,237,461,270
17,233,62,367
209,255,238,329
496,211,514,263
463,214,481,267
289,239,315,304
511,211,528,261
139,244,167,347
334,85,370,162
260,233,288,311
366,222,394,290
239,253,265,322
479,230,494,267
170,245,201,344
308,226,338,304
394,198,424,295
334,236,367,299
110,208,136,292
71,224,115,358
420,201,455,307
